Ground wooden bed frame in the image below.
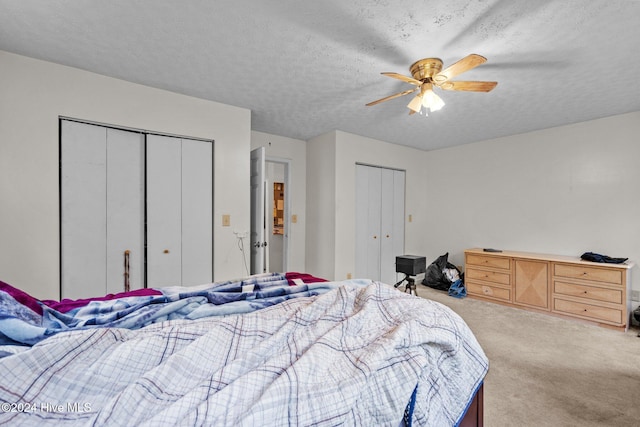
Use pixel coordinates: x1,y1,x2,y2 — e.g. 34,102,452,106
459,383,484,427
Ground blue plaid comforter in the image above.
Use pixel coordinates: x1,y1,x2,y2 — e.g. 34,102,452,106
0,273,336,348
0,279,488,426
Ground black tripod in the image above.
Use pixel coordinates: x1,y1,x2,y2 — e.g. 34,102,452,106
394,273,418,296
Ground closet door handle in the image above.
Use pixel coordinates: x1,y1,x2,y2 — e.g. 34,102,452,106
124,250,130,292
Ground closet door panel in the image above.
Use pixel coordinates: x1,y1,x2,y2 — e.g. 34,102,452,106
181,138,213,286
355,165,382,281
147,135,182,287
61,121,107,299
390,170,405,282
105,128,145,294
379,168,396,285
355,165,370,279
367,167,383,280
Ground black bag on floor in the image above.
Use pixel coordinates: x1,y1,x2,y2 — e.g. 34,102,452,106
422,253,463,291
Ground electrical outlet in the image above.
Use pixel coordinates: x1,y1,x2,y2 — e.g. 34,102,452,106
632,290,640,301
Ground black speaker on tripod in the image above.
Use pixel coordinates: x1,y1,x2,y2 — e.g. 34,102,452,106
394,255,426,296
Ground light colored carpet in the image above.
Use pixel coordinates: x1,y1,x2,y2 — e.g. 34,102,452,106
416,286,640,427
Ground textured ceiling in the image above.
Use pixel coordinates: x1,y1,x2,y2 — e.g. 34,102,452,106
1,0,639,151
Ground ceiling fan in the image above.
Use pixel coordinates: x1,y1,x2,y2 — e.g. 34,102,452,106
366,54,497,115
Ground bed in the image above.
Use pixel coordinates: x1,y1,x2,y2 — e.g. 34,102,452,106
0,273,487,426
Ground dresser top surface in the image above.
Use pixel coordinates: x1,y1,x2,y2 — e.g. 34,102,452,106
465,248,634,269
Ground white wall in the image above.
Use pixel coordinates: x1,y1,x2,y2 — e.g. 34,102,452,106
304,115,639,300
334,131,429,281
251,131,306,272
0,50,251,300
425,112,640,295
3,48,638,304
305,130,429,281
306,131,337,280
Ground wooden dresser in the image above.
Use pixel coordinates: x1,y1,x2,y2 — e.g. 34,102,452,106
464,248,634,331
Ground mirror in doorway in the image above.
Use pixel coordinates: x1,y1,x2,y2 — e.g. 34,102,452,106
273,182,285,235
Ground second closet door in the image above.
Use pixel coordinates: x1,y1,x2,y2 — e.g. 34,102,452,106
146,135,213,287
354,164,405,285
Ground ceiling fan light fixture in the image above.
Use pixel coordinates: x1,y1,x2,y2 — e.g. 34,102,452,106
423,89,445,112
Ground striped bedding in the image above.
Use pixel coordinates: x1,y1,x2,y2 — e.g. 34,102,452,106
0,277,487,426
0,273,327,348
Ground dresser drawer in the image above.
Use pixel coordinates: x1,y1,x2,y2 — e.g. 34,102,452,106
466,254,511,270
466,267,510,286
553,298,622,324
554,281,623,304
554,264,622,285
467,281,510,302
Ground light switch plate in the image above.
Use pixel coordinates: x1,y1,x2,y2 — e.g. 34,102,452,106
222,214,231,227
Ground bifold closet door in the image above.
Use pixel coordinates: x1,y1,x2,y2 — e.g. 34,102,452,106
354,164,405,285
146,135,213,288
61,121,144,299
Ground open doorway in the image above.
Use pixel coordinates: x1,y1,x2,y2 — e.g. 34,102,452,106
266,158,290,273
250,149,291,274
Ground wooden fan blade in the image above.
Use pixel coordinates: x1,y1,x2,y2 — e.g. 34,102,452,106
438,81,497,92
433,54,487,84
365,88,417,106
381,72,422,86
